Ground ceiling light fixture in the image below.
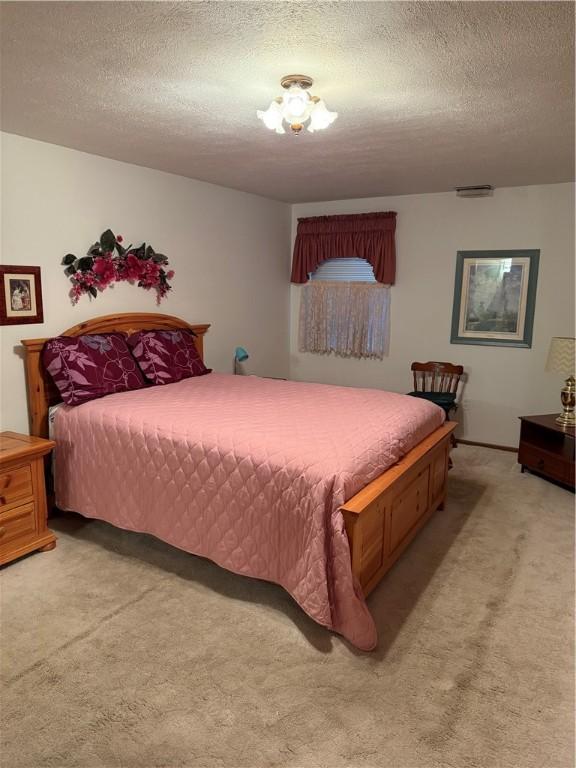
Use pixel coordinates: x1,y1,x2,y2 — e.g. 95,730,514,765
257,74,338,135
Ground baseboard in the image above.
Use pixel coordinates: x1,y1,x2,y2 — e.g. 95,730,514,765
457,438,518,453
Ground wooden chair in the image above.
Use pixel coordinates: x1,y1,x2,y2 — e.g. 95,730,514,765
408,362,464,467
408,361,464,420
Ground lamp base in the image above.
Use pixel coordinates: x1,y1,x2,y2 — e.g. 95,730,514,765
556,375,575,427
556,411,576,427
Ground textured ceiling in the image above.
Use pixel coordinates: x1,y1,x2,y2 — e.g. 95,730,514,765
1,1,574,203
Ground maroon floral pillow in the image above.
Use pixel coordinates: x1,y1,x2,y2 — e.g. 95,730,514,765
43,333,146,406
127,329,211,385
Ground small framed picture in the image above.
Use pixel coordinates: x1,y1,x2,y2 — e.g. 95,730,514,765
450,250,539,348
0,265,44,325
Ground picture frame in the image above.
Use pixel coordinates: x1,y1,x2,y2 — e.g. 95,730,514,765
0,265,44,325
450,250,539,348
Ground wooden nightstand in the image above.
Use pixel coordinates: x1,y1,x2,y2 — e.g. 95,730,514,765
0,432,56,565
518,414,575,490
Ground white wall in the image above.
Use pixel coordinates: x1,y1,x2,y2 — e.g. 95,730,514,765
2,134,572,447
1,133,291,434
290,184,575,447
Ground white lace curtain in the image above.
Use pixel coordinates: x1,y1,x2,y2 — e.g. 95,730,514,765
299,281,390,359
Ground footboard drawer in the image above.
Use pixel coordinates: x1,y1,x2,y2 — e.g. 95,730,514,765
389,467,430,555
340,422,456,598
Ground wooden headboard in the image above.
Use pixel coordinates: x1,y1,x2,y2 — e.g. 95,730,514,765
21,312,210,439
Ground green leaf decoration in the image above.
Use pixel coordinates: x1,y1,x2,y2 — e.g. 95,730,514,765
77,256,94,272
88,242,102,256
99,229,116,253
145,245,155,260
88,286,98,298
62,253,76,266
64,265,76,277
115,242,126,256
152,253,168,264
134,244,146,260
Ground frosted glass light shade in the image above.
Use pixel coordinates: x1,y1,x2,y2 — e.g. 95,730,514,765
545,337,575,374
256,101,285,133
307,99,338,132
257,77,337,135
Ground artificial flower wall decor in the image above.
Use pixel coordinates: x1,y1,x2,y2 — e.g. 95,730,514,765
61,229,174,305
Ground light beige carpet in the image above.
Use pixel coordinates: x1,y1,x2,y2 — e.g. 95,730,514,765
1,445,574,768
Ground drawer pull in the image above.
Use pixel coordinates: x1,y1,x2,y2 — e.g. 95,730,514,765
0,527,6,537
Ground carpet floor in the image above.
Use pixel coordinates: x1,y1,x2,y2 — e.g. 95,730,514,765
1,445,574,768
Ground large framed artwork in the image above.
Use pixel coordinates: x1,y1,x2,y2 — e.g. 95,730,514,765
450,250,539,348
0,265,44,325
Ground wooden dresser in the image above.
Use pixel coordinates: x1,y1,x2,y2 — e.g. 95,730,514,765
518,414,575,490
0,432,56,565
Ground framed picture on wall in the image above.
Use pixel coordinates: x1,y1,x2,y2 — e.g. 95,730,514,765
450,250,539,348
0,265,44,325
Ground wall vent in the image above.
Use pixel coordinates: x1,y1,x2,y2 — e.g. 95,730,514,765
455,185,494,198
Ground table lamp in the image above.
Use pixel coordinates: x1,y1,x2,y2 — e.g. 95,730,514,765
234,346,249,375
545,337,575,426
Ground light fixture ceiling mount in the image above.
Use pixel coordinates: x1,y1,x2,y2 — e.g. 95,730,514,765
280,74,314,90
257,74,337,135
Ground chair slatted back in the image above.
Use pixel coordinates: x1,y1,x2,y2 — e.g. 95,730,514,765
411,361,464,394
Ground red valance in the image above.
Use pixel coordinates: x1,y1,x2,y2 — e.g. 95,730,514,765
291,211,397,284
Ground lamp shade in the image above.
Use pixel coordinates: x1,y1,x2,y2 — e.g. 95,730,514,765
545,337,575,375
234,346,249,363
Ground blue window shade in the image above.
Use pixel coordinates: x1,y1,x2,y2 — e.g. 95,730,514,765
310,257,377,283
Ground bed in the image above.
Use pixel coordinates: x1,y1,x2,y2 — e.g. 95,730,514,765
22,312,456,649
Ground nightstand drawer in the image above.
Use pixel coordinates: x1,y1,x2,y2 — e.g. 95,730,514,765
518,444,570,483
0,501,36,546
0,432,56,565
0,464,33,510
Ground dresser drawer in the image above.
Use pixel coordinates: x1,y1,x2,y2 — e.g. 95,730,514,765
518,444,570,483
0,501,37,546
0,464,33,511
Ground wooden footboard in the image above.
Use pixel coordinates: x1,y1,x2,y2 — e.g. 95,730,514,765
341,422,457,597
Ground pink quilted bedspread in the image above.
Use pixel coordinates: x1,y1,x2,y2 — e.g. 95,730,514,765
53,373,444,650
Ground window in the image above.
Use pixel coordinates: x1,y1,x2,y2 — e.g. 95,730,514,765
299,258,390,359
310,257,377,283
